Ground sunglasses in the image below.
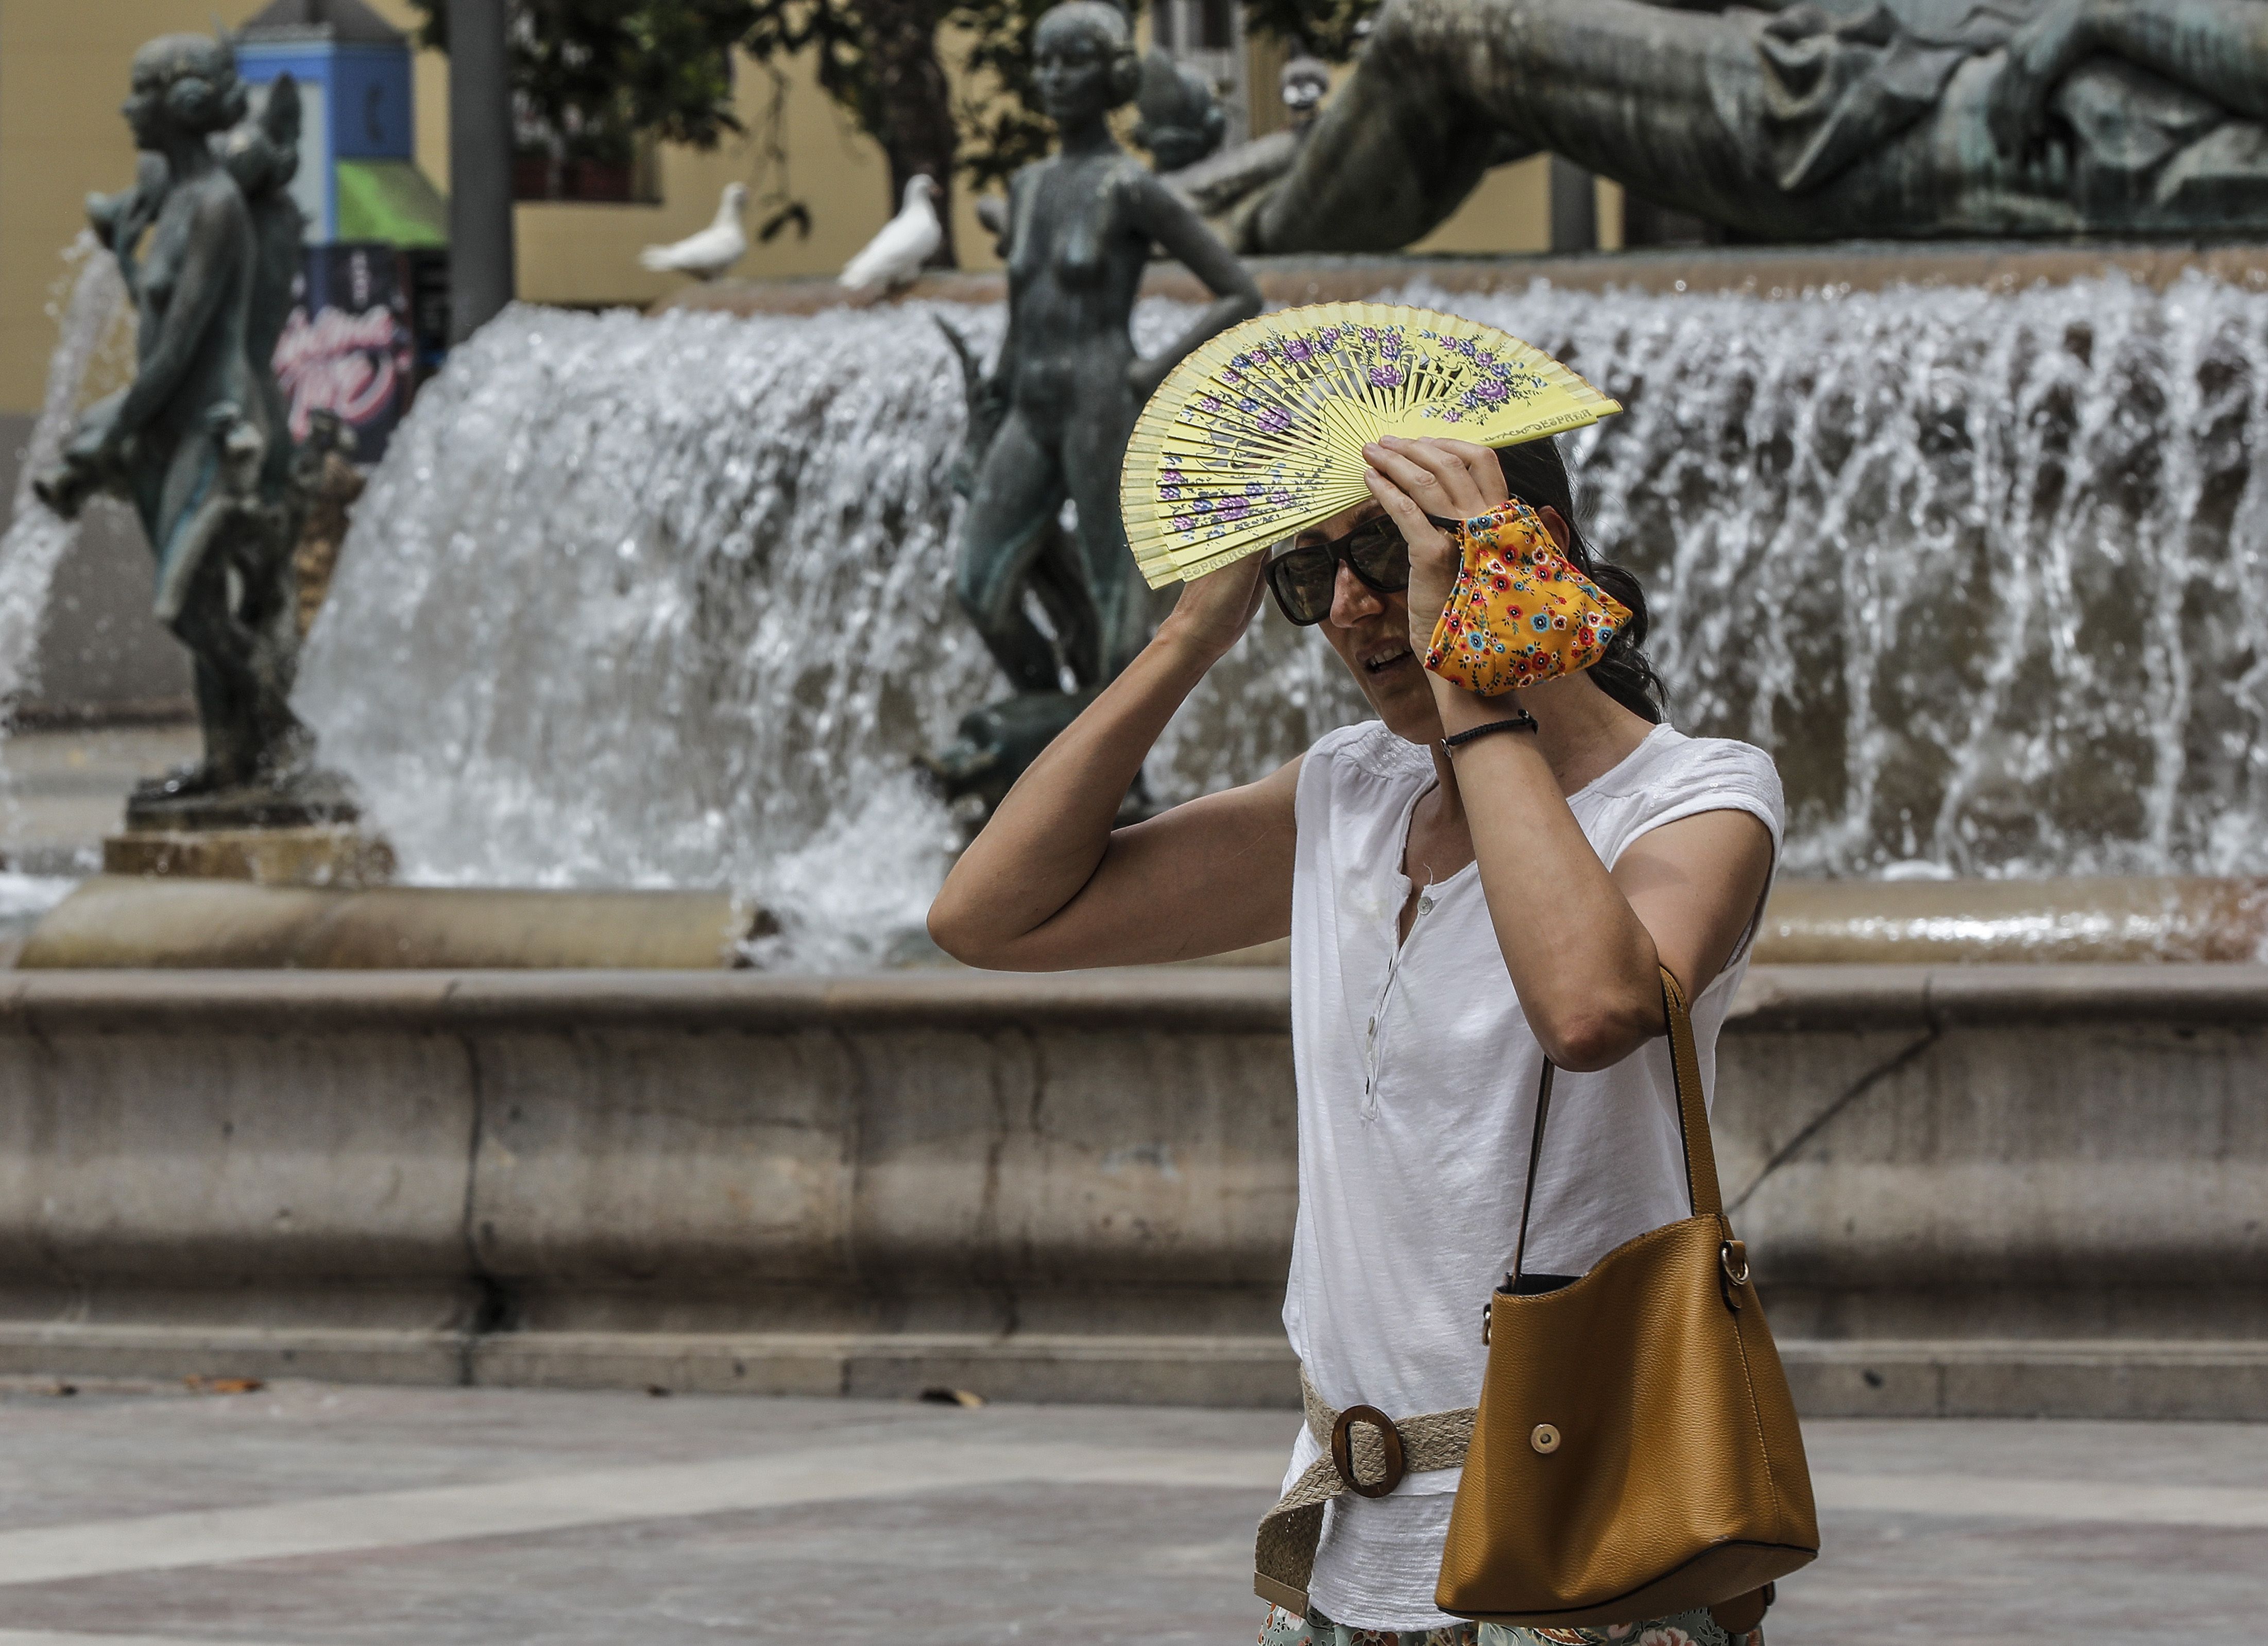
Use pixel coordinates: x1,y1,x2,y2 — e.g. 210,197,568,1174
1264,514,1410,626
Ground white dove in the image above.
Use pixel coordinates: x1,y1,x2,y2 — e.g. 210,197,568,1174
839,175,944,296
638,182,748,280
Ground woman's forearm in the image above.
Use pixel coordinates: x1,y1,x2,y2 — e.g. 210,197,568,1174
1434,680,1664,1069
929,625,1220,959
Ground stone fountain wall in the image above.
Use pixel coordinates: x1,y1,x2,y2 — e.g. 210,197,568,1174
0,965,2259,1418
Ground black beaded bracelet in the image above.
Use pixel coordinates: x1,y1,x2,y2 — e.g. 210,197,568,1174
1442,711,1539,752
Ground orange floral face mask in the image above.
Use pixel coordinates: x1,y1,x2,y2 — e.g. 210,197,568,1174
1422,498,1631,697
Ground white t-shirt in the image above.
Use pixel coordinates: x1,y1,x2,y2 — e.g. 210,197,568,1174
1281,719,1785,1631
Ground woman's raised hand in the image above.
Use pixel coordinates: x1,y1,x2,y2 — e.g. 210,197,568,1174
1361,436,1508,655
1155,548,1267,665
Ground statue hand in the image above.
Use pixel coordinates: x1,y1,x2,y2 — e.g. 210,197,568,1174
1987,0,2093,157
1155,550,1266,665
92,420,135,472
32,417,122,519
60,410,131,478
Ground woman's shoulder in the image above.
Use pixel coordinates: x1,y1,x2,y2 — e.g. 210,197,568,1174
1592,725,1786,832
1295,719,1427,810
1305,719,1428,777
1659,726,1781,790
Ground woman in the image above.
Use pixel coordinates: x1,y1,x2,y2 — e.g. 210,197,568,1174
929,433,1782,1646
956,0,1260,697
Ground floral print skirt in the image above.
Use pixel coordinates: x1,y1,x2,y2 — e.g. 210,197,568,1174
1256,1603,1748,1646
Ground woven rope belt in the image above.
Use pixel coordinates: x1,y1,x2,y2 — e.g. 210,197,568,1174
1253,1372,1477,1616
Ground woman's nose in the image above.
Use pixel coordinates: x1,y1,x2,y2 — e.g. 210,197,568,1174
1329,561,1382,627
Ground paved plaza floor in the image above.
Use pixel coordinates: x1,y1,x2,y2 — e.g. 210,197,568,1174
0,1380,2259,1644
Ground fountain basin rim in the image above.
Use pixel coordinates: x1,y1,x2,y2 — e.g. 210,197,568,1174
0,962,2264,1036
662,239,2268,320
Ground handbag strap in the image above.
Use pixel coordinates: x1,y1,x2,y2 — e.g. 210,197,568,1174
1660,964,1727,1220
1508,965,1725,1285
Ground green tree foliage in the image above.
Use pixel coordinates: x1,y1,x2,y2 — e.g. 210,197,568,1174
408,1,758,164
740,0,961,259
947,0,1056,194
425,0,1332,265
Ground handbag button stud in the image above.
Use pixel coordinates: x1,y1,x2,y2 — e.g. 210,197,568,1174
1530,1422,1561,1454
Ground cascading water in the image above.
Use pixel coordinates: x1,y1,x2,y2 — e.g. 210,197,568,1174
0,234,130,715
293,298,1354,966
0,234,131,933
294,271,2268,965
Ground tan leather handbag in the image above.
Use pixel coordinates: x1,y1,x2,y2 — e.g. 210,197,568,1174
1435,968,1819,1629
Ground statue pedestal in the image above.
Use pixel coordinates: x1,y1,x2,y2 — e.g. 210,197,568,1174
101,825,395,890
107,768,393,889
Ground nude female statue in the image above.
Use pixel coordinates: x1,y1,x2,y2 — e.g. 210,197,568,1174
1246,0,2268,250
36,36,307,801
955,1,1261,705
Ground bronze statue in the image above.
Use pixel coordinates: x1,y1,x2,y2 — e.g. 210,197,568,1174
35,36,332,820
1163,53,1335,230
1248,0,2268,250
1132,48,1227,174
930,0,1260,811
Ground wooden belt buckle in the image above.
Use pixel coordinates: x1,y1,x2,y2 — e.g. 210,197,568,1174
1330,1404,1406,1498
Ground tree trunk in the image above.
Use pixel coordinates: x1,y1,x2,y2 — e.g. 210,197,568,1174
851,0,961,267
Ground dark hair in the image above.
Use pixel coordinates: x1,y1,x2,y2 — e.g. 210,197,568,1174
1492,438,1665,724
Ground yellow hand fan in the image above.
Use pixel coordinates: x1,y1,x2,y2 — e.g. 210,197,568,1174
1120,302,1622,589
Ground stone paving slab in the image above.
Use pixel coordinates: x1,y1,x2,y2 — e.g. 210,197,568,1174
0,1381,2260,1643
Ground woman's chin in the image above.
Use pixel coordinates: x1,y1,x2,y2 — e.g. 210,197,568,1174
1364,661,1442,742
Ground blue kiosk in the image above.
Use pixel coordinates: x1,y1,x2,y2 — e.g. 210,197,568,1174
231,0,451,456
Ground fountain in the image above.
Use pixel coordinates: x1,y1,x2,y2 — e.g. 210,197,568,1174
4,18,2266,1423
20,266,2201,968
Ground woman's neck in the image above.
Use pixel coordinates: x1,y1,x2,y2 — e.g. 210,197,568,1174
1527,672,1658,792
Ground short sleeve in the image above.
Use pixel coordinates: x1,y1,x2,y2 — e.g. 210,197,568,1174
1602,736,1785,868
1600,736,1785,970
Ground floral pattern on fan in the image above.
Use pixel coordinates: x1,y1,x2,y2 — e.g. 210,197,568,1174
1422,498,1630,697
1120,302,1623,589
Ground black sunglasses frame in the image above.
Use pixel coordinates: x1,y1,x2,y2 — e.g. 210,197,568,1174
1264,516,1412,627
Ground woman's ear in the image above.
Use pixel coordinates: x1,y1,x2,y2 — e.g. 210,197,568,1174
1537,504,1572,551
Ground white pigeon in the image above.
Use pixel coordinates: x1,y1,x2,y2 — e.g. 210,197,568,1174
638,183,749,280
839,175,944,295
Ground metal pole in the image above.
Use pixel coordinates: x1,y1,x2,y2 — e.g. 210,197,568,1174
448,0,516,343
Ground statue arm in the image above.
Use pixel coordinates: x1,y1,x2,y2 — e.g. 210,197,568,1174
2076,0,2268,123
1993,0,2268,148
1247,0,1543,253
1247,0,1776,253
110,191,241,445
989,172,1033,395
1124,174,1264,401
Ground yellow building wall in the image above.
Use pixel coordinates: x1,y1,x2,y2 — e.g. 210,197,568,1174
1412,155,1553,258
1,5,1560,415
